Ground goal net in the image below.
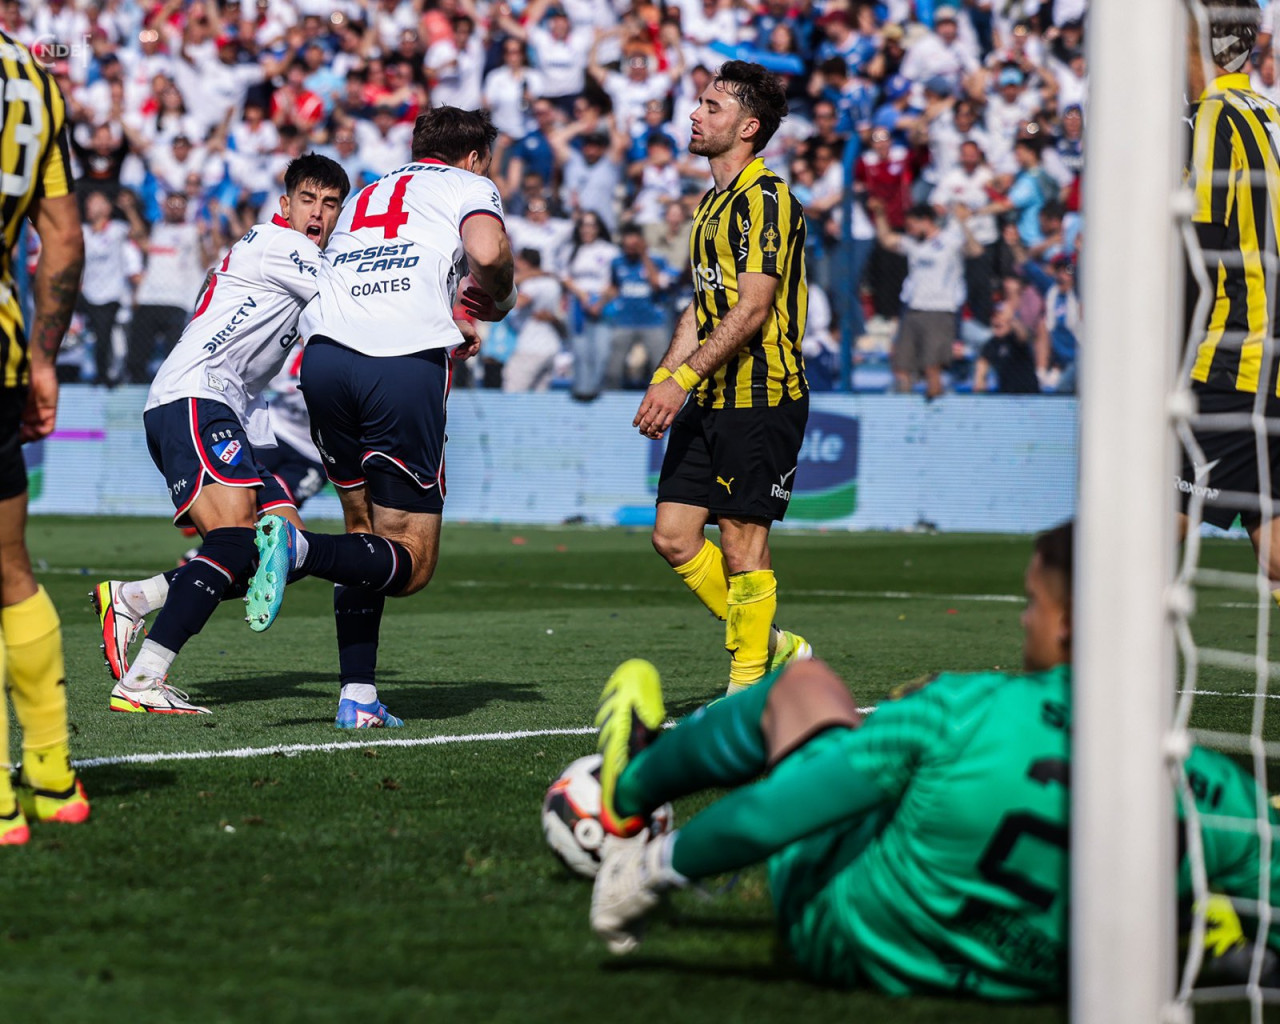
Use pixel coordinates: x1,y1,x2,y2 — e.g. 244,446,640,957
1076,1,1280,1021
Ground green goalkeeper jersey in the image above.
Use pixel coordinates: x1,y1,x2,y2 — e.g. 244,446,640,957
764,665,1280,998
768,664,1073,998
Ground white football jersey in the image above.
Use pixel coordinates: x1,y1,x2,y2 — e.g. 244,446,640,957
147,215,321,446
299,160,505,357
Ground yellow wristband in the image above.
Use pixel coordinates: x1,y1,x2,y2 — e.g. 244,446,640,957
673,364,701,392
650,367,673,385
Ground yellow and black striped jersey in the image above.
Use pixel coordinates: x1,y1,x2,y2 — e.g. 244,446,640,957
688,157,808,409
1189,73,1280,396
0,32,73,387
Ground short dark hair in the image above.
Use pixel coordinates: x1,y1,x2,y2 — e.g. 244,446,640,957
284,153,351,202
712,60,788,153
619,222,645,239
412,106,498,164
518,247,541,268
905,203,937,222
1206,0,1260,72
1034,521,1073,607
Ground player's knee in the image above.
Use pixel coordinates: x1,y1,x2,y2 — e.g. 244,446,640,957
199,526,260,583
651,526,700,567
762,659,863,766
0,540,36,605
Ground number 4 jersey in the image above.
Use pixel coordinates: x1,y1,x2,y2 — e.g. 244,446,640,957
299,160,505,357
146,214,321,447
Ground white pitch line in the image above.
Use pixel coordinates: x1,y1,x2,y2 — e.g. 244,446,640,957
72,709,881,770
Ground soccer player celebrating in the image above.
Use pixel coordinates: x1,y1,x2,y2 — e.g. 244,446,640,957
590,525,1280,995
92,155,350,715
1179,0,1280,590
633,60,812,700
244,106,514,730
0,32,90,844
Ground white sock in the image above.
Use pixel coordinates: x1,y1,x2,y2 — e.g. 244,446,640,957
340,682,378,705
121,640,177,689
291,526,309,567
121,574,170,617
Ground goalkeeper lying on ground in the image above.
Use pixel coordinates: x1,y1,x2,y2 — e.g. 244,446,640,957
589,522,1279,998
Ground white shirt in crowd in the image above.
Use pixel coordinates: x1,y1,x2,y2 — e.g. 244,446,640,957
630,163,681,226
983,88,1042,172
353,120,413,178
148,215,321,446
513,271,564,362
926,110,992,182
301,160,506,357
136,221,207,310
81,220,133,305
528,25,593,99
900,32,980,88
566,239,621,298
507,214,575,273
482,66,545,139
561,151,623,230
601,71,674,133
426,34,486,110
930,166,998,246
901,223,967,313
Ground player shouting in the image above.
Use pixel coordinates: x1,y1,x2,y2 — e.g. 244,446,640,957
91,155,349,714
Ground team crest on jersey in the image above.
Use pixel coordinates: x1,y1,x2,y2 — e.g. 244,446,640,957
762,225,779,254
212,439,243,465
702,218,719,240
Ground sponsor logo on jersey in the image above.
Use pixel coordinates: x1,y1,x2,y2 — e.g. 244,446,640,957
202,296,259,354
332,243,420,273
289,250,317,276
212,439,243,466
206,373,225,392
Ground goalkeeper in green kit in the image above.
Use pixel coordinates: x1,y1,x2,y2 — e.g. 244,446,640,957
590,522,1280,997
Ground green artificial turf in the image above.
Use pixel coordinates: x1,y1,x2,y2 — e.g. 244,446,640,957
3,519,1277,1023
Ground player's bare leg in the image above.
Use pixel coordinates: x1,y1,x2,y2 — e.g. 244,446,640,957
0,492,90,826
760,659,863,766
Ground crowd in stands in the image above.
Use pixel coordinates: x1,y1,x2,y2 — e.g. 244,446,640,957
7,0,1096,395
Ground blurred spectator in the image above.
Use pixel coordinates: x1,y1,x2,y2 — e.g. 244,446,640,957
982,66,1044,171
601,224,674,389
500,97,559,204
588,32,681,135
425,14,485,110
120,191,210,383
71,122,130,202
1035,254,1082,394
868,199,982,399
271,59,326,131
79,190,133,386
627,135,681,228
500,1,593,115
1000,129,1059,246
930,140,999,325
507,192,575,271
550,118,627,231
1253,50,1280,106
354,105,412,177
900,5,980,93
561,212,620,400
484,38,544,142
855,126,927,320
320,125,372,194
974,292,1040,394
504,248,566,392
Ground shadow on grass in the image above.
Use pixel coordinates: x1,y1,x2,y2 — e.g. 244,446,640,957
221,674,548,727
80,763,179,796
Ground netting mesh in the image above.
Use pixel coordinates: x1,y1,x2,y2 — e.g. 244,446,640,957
1173,1,1280,1017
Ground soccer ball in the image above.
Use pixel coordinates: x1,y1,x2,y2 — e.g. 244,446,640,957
541,753,673,879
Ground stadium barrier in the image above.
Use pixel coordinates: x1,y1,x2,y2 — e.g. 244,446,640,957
27,386,1077,532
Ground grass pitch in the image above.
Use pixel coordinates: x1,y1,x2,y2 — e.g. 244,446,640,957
3,519,1277,1023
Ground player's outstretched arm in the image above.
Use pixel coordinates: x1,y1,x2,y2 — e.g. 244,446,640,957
460,215,516,321
24,192,84,442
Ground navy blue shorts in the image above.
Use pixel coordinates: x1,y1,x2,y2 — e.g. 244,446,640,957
256,437,327,510
144,397,295,527
300,337,449,514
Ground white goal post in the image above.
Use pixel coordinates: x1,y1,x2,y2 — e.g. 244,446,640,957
1073,0,1185,1020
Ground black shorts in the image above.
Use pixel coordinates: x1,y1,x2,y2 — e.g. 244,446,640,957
300,336,449,515
1178,386,1280,531
0,388,27,501
256,437,327,509
657,395,809,522
143,397,294,527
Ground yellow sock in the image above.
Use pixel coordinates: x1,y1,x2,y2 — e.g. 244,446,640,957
1273,590,1280,610
726,569,777,690
4,587,73,791
673,538,729,621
